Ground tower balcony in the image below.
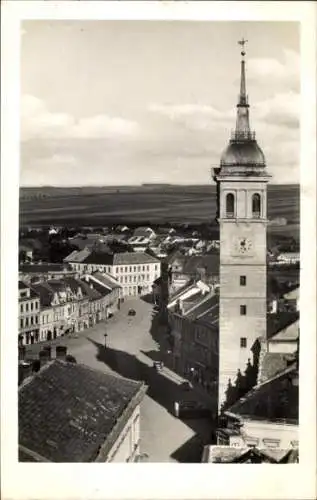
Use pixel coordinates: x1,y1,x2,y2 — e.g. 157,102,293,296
230,130,256,141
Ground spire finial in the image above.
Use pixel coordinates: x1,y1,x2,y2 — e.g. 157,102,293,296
238,37,248,58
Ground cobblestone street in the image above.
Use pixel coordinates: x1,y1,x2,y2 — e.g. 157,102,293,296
25,297,212,462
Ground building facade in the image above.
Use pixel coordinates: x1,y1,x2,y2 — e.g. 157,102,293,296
66,251,161,298
18,281,40,345
213,42,271,410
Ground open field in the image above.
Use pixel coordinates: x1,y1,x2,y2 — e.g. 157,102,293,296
19,184,299,237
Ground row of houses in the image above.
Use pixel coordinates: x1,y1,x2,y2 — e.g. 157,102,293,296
18,272,122,345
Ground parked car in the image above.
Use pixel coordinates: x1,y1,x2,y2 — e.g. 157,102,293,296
128,309,136,316
180,381,192,391
153,360,164,371
174,400,212,419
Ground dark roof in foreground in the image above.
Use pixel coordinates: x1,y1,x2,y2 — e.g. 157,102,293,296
227,364,298,424
19,360,147,462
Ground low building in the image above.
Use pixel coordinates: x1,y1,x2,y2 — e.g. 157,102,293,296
276,252,300,265
167,281,219,400
19,360,148,462
66,250,161,298
167,254,219,294
19,263,78,284
201,446,298,463
217,363,298,450
18,281,40,345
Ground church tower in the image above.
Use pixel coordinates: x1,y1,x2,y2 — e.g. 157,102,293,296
213,40,271,411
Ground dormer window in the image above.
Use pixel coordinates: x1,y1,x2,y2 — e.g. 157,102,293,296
226,193,235,218
252,193,261,218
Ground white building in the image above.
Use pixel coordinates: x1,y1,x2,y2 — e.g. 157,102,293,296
65,250,161,298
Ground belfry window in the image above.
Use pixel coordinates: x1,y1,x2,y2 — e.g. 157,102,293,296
226,193,235,218
252,193,261,218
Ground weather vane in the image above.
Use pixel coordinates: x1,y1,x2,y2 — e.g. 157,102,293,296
238,38,248,57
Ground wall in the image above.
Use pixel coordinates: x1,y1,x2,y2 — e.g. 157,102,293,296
107,405,141,463
240,420,298,449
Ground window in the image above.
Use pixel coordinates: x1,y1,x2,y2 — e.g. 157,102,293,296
20,318,23,329
133,266,136,272
125,266,128,272
240,276,246,286
20,304,24,313
155,265,158,271
31,302,33,311
30,316,34,325
129,266,132,272
147,265,149,271
226,193,235,217
142,265,145,271
252,193,261,218
26,303,29,312
240,337,247,348
240,305,247,315
35,316,38,324
25,317,29,327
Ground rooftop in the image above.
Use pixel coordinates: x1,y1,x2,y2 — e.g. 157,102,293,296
113,252,160,265
19,360,147,462
227,364,298,425
20,263,73,274
202,446,298,463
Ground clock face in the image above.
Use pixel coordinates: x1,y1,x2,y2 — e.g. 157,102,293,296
235,237,253,254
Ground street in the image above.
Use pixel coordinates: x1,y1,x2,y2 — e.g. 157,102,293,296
25,297,213,462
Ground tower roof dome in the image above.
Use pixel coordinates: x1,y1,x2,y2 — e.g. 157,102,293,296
220,139,266,167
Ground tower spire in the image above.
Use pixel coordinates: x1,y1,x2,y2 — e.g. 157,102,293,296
235,38,252,140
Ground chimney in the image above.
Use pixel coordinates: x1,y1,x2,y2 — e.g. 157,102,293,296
56,345,68,360
18,361,32,385
39,349,51,365
43,345,52,360
18,345,26,362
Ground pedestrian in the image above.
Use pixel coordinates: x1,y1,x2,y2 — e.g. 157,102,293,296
104,333,108,349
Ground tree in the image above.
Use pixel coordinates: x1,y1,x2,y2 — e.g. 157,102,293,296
244,358,257,392
235,369,248,399
223,378,238,410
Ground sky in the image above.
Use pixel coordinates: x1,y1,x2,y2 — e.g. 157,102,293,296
20,21,300,186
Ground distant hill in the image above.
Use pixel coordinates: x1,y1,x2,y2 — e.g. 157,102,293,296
19,184,300,231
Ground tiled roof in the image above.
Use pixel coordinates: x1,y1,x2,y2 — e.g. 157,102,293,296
267,312,299,340
81,276,113,298
19,280,29,290
30,283,54,308
92,272,122,290
64,248,91,263
259,352,295,383
20,263,72,274
82,251,114,265
77,279,103,301
227,364,298,424
185,292,219,322
270,319,299,342
113,252,160,265
170,254,219,276
19,360,147,462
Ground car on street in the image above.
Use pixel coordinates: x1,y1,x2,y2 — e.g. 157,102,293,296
128,308,136,316
153,360,164,371
174,400,212,419
180,381,192,391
